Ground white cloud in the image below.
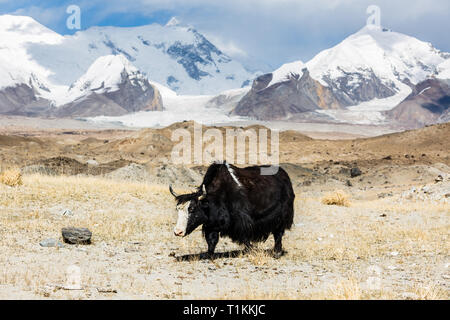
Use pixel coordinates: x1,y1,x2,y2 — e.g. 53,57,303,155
3,0,449,69
205,34,248,58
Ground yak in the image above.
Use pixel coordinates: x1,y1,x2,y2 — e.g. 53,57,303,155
169,162,295,259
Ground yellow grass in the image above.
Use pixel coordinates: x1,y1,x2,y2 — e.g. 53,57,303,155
321,190,351,207
0,168,23,187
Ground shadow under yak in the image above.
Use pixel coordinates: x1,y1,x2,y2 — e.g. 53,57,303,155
174,249,287,262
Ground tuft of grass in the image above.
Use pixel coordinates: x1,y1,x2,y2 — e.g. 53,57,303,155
321,190,351,207
0,168,23,187
327,278,361,300
246,248,272,266
413,283,448,300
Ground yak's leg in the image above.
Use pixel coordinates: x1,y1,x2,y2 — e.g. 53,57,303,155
202,231,219,259
272,230,285,259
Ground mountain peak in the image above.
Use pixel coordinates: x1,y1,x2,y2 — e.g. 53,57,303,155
67,54,147,99
268,60,306,87
0,14,62,44
165,17,181,27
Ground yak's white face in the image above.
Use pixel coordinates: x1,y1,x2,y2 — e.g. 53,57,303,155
174,202,190,237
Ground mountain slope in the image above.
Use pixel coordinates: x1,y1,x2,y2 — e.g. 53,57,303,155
56,55,163,117
232,68,342,120
385,78,450,128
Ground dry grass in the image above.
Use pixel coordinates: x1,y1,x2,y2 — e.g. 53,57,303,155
0,168,23,187
321,190,351,207
0,173,448,300
413,283,448,300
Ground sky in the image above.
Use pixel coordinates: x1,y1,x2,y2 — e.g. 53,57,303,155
0,0,449,71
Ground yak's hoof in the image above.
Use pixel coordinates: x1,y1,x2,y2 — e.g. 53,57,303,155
272,250,284,259
199,252,214,260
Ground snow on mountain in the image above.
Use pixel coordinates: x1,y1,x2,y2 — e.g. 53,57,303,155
437,60,450,80
0,15,255,96
65,55,149,103
0,15,62,93
306,25,448,103
89,94,246,128
54,54,164,117
267,60,306,87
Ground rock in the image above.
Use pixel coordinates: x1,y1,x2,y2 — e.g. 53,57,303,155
350,167,362,178
62,227,92,245
378,192,393,199
435,175,444,183
62,209,74,216
382,156,392,160
86,159,99,166
40,238,64,248
97,287,117,294
346,180,353,187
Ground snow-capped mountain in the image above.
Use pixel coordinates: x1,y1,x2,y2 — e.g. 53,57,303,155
232,25,450,121
55,55,163,117
0,14,255,97
307,25,448,105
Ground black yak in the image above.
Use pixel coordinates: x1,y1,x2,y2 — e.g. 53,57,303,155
170,162,295,258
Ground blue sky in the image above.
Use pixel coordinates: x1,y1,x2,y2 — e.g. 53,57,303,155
1,0,449,70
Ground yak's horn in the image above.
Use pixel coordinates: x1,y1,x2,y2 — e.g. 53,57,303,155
199,184,207,200
169,185,178,198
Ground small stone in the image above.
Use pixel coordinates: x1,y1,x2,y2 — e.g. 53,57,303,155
390,251,399,256
346,180,353,187
40,238,64,248
435,175,444,183
62,209,73,216
62,227,92,245
97,287,117,293
350,167,362,178
87,159,99,166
